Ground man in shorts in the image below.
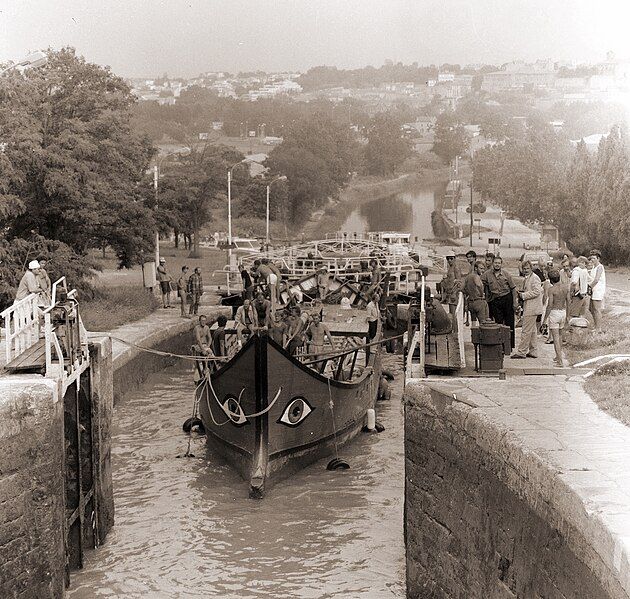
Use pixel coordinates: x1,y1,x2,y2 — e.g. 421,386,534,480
543,269,569,367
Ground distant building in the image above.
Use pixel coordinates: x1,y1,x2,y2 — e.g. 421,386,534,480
481,62,556,92
438,73,455,83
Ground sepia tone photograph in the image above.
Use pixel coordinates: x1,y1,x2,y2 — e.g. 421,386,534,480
1,1,630,597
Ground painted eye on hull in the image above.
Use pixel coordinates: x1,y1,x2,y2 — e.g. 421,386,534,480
222,395,248,426
278,397,314,427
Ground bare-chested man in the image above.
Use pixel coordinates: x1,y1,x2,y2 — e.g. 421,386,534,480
306,313,334,360
543,269,569,367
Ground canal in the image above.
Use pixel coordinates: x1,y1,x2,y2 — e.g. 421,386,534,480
340,185,441,241
68,356,406,598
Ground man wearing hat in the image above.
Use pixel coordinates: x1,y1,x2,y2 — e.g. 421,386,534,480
15,260,45,303
156,257,173,308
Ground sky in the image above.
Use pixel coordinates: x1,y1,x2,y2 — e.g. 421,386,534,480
2,0,630,77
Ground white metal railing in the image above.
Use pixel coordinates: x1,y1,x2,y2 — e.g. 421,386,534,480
1,293,41,364
1,275,89,393
42,277,89,394
404,275,426,384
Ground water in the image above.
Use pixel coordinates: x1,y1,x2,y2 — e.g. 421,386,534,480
340,186,440,241
68,357,406,599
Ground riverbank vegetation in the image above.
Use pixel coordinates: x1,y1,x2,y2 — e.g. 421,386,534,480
81,286,161,332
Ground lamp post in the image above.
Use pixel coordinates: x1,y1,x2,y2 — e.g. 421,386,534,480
265,175,287,250
226,160,251,290
153,147,191,264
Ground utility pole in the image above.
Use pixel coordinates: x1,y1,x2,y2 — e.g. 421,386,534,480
469,180,473,247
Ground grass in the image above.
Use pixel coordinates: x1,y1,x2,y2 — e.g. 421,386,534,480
563,311,630,366
563,309,630,429
81,286,161,332
584,363,630,427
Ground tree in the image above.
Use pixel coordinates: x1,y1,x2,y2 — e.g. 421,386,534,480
432,112,470,163
364,113,412,176
265,114,360,222
0,48,156,267
159,144,245,257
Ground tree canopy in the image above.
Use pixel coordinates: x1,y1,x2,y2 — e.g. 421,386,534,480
0,47,156,267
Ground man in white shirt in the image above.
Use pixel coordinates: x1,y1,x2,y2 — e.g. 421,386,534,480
588,249,606,330
15,260,45,303
569,256,590,318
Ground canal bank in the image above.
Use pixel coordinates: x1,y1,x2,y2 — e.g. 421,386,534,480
0,303,230,599
404,374,630,599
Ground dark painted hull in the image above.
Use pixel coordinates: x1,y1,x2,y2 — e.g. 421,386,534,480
197,333,381,497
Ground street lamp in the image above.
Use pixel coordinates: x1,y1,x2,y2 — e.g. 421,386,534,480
266,175,287,250
153,146,191,264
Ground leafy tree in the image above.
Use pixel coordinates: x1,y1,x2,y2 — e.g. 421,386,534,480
432,112,470,163
0,47,156,267
158,144,245,257
364,113,412,176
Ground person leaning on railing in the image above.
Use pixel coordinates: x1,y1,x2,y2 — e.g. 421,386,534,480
15,260,46,305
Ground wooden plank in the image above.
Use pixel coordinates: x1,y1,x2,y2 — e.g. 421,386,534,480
5,339,47,372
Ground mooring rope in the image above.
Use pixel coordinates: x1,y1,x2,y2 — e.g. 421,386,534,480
107,335,230,362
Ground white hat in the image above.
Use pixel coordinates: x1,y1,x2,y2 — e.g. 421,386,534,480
28,260,40,270
159,258,166,263
340,297,351,309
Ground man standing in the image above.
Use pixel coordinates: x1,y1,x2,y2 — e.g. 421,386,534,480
37,259,52,305
543,270,569,367
481,255,518,349
239,264,254,300
187,267,203,316
511,261,543,359
15,260,45,303
484,253,495,271
306,313,335,361
588,249,606,331
177,266,189,318
465,250,476,269
569,257,589,318
156,258,173,308
464,260,489,325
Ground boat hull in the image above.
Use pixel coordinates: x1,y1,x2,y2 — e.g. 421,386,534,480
197,333,381,497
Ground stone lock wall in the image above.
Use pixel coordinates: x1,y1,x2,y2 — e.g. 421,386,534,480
405,382,630,599
0,378,65,599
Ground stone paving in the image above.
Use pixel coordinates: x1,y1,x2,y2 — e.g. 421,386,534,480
407,370,630,595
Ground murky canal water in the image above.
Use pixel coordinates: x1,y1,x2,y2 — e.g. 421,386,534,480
68,356,405,599
340,186,439,241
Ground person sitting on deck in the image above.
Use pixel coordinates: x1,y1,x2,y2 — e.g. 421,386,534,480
212,315,228,358
15,260,45,304
235,299,258,346
306,313,334,361
424,287,453,335
193,315,213,356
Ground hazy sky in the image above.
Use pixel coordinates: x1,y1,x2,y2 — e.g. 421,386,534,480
2,0,630,77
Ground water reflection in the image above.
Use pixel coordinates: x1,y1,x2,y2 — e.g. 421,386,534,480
68,359,405,599
340,186,439,241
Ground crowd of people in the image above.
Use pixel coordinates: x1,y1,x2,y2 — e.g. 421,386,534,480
440,248,607,367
